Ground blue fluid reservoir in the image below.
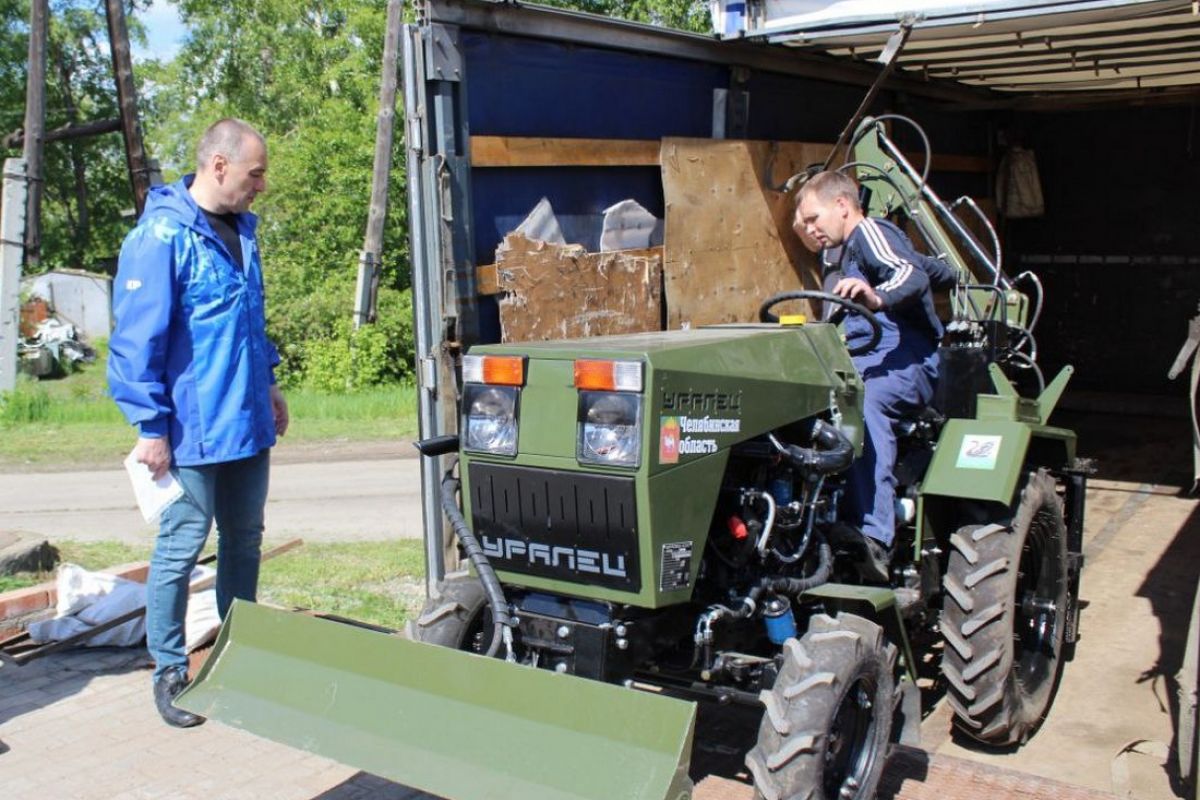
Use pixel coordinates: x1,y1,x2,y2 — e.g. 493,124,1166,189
763,597,797,645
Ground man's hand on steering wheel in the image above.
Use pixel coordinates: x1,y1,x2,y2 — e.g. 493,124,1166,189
832,277,883,311
757,290,884,357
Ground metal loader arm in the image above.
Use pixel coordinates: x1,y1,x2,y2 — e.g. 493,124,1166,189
847,116,1031,332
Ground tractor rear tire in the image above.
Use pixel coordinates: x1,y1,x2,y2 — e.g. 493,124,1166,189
746,612,896,800
410,573,493,653
941,469,1068,746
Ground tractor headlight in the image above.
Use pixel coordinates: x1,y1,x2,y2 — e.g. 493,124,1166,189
463,385,519,456
578,391,641,468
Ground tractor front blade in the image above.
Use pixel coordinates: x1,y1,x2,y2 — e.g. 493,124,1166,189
176,600,696,800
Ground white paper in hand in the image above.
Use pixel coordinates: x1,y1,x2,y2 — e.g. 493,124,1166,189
124,449,184,523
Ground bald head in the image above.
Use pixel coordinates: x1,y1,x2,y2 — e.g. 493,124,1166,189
189,118,268,214
196,118,264,173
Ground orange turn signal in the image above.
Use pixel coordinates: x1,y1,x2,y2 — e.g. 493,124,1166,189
463,354,525,386
574,359,643,392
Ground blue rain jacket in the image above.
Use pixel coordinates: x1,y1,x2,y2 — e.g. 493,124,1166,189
108,177,280,467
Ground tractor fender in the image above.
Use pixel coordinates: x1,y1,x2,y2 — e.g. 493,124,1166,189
799,584,921,746
800,584,915,684
922,418,1074,505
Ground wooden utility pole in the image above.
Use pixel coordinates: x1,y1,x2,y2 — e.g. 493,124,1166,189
105,0,151,216
353,0,404,328
1,159,28,393
21,0,47,270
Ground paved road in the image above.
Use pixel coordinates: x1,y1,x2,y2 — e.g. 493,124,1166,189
0,452,426,544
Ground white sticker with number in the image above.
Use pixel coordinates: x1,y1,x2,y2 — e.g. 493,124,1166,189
956,434,1002,470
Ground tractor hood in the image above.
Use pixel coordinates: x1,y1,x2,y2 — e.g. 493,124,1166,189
467,323,863,467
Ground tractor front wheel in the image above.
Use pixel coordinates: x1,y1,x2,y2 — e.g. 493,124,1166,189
746,612,896,800
941,468,1068,745
409,573,495,654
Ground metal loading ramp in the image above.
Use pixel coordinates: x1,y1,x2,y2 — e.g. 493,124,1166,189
693,746,1122,800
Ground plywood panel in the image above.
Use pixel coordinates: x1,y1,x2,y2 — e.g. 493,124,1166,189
495,234,662,342
660,138,828,329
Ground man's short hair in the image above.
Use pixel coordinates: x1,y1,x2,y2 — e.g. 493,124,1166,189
796,170,861,212
196,118,264,171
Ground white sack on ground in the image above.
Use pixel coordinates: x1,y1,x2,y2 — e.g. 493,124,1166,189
28,563,219,651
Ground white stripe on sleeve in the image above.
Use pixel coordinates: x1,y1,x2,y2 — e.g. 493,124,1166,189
860,219,913,293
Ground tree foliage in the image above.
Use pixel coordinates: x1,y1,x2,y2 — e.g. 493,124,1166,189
1,0,151,272
5,0,707,387
142,0,412,387
538,0,710,33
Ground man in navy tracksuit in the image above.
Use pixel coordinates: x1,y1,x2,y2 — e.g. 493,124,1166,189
795,171,954,580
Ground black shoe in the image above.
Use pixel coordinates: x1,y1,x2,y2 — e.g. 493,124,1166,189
154,667,205,728
828,523,893,583
860,535,894,584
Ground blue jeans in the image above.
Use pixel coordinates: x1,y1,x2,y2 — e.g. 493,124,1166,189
146,449,270,679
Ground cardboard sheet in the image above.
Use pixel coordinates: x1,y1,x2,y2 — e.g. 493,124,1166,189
495,233,663,342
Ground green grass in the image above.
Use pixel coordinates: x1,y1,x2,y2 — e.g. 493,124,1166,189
1,540,427,630
0,352,419,469
257,541,426,629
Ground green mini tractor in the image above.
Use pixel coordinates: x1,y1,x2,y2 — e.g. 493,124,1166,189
178,117,1087,800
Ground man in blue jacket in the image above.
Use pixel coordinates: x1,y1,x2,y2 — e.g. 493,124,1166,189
108,118,287,727
795,171,954,581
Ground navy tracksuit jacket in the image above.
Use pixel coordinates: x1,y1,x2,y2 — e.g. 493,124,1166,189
836,217,955,546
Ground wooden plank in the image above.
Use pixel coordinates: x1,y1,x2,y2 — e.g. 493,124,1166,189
661,138,824,330
470,136,660,168
470,135,991,173
495,234,662,341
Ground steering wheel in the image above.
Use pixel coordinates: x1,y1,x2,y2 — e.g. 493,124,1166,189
758,290,883,357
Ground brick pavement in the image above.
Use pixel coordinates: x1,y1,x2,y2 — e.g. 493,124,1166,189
0,647,432,800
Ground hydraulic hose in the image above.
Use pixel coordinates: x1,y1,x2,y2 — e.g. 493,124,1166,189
694,533,832,667
761,533,834,596
440,468,513,658
781,419,854,476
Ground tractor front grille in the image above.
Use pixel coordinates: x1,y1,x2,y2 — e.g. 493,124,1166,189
467,462,641,592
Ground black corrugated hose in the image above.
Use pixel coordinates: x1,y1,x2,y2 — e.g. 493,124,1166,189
762,533,834,595
441,467,513,658
782,419,854,476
